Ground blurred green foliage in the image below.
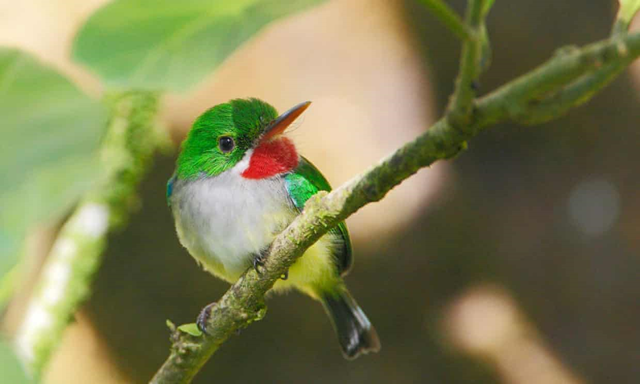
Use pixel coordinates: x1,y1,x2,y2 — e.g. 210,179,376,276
0,340,30,383
0,48,106,277
73,0,326,91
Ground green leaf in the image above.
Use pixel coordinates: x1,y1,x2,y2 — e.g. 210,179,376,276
0,339,32,383
72,0,326,92
178,323,203,337
0,48,106,277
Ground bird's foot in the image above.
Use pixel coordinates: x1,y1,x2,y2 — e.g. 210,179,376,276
252,247,269,274
252,254,264,274
196,302,216,335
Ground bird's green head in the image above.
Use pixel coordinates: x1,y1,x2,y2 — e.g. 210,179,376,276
176,98,310,179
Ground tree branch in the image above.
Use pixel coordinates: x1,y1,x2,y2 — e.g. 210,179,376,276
516,12,637,125
475,33,640,126
151,29,640,384
14,91,166,376
417,0,473,41
446,0,487,125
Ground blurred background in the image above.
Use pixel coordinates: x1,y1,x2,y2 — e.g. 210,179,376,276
1,0,639,383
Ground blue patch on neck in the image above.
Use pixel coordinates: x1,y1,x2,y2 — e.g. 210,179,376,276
166,173,177,206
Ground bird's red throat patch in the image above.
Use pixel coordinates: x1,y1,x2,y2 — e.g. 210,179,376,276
241,137,299,179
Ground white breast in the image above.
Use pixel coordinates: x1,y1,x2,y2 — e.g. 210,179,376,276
171,168,295,281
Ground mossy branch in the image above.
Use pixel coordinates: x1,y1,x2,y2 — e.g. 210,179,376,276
150,10,640,384
14,91,165,376
446,0,487,123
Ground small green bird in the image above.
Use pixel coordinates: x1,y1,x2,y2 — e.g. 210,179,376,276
167,98,380,359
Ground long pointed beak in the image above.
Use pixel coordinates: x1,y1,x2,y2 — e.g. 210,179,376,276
262,101,311,141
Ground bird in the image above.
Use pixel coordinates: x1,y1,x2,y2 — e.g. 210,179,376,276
167,98,380,359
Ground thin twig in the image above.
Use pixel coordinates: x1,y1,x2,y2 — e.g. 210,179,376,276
514,62,626,125
446,0,487,127
418,0,473,41
475,33,640,126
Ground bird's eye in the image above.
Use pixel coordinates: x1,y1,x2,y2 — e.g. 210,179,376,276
218,136,235,153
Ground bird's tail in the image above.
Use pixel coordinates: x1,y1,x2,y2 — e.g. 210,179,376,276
320,288,381,359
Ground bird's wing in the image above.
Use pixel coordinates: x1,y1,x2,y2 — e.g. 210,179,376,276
284,156,353,275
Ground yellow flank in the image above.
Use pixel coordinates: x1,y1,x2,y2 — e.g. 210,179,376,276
197,231,342,300
272,233,342,298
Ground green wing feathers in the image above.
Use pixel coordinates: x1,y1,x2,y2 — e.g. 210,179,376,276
285,157,353,275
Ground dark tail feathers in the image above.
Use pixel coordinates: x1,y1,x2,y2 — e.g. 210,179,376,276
321,289,381,359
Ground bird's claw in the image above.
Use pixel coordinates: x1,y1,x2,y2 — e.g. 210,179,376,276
196,302,216,335
253,254,265,274
253,247,269,274
253,248,288,279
